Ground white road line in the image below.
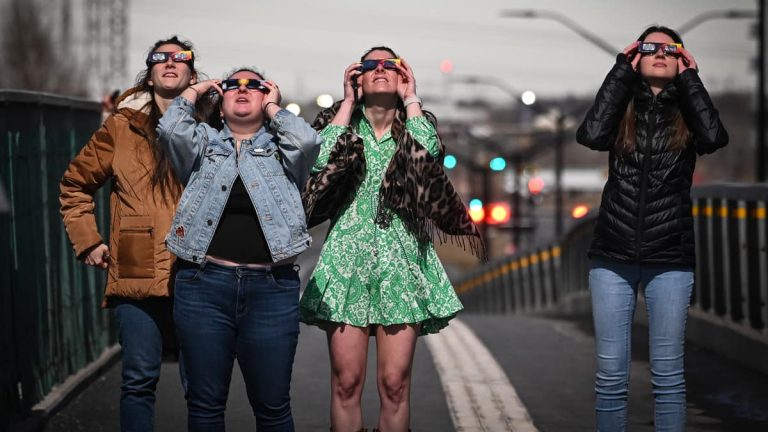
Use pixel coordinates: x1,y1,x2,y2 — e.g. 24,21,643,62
424,318,538,432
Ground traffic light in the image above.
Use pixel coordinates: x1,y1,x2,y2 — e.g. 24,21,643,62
467,200,511,225
489,157,506,171
486,202,511,225
468,199,484,223
528,176,544,195
440,59,454,74
444,154,457,170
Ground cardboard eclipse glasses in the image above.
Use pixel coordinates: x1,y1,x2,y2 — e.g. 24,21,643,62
637,42,683,55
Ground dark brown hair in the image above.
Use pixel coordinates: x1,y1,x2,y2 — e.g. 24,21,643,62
133,36,213,202
357,46,414,143
615,26,691,153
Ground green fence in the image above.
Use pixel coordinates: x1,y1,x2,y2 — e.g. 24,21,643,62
0,90,115,428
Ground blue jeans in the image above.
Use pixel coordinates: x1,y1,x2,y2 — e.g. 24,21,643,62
174,260,301,432
589,259,693,432
113,297,178,432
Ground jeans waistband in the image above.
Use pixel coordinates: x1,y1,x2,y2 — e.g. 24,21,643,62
179,258,295,274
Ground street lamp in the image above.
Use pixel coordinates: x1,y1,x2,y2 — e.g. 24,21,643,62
447,74,521,101
503,6,766,182
450,73,568,238
449,74,568,240
499,9,619,56
676,7,763,181
285,103,301,116
316,94,334,108
677,9,757,35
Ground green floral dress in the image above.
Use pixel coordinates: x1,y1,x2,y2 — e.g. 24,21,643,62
299,111,463,335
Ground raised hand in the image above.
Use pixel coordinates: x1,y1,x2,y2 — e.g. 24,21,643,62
343,63,363,104
260,81,282,110
677,47,698,74
622,41,641,71
395,58,417,100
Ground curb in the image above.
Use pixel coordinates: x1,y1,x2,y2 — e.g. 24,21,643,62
11,345,121,432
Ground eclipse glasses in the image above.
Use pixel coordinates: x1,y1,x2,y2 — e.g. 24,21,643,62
146,50,193,65
637,42,683,55
220,78,267,92
358,58,401,72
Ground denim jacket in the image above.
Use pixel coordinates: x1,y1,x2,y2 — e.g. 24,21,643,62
157,97,321,263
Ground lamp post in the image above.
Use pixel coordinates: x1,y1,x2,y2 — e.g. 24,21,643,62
676,7,764,182
447,74,522,100
502,6,765,183
448,75,536,247
677,9,757,35
499,9,619,56
449,73,569,240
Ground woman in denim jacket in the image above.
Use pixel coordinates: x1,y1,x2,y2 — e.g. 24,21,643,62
157,67,321,431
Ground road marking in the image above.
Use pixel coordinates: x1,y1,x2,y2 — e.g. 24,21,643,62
424,318,538,432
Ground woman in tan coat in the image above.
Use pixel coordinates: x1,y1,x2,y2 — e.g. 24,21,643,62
59,35,209,431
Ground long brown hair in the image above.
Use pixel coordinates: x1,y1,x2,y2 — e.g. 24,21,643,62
615,26,691,153
357,46,416,151
132,36,213,203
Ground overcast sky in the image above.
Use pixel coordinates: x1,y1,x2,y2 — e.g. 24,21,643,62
128,0,760,106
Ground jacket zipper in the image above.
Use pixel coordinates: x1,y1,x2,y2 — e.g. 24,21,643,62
635,100,656,263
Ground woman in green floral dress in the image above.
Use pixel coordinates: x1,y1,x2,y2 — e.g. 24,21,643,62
300,47,483,432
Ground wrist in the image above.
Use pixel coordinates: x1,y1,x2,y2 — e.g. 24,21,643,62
264,101,280,111
403,95,422,108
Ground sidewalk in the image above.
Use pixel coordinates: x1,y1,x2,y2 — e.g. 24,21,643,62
43,324,452,431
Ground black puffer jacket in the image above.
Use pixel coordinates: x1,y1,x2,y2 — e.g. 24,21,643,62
576,54,728,266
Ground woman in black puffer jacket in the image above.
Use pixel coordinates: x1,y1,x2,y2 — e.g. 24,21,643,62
576,25,727,432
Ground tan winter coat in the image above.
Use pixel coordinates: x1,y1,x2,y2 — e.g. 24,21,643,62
60,88,180,307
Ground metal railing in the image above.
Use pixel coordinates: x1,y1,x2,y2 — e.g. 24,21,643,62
0,90,114,427
691,184,768,333
457,184,768,341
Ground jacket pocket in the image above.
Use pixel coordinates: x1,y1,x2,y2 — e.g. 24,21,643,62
250,146,286,177
118,216,155,279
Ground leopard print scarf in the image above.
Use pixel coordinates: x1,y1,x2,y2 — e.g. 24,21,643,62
302,101,486,261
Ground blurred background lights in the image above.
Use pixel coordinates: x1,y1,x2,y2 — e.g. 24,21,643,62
316,94,334,108
439,59,454,74
572,204,590,219
285,103,301,115
521,90,536,106
444,154,457,169
489,157,507,171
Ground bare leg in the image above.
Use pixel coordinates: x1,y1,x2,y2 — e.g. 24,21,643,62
328,323,370,432
375,324,419,432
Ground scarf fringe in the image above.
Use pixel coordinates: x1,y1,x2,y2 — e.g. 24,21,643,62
376,203,488,262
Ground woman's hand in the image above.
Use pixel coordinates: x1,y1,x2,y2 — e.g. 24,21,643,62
190,79,223,98
183,79,222,103
677,47,698,74
622,41,641,71
395,58,417,100
260,81,282,110
342,63,362,104
84,243,110,269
